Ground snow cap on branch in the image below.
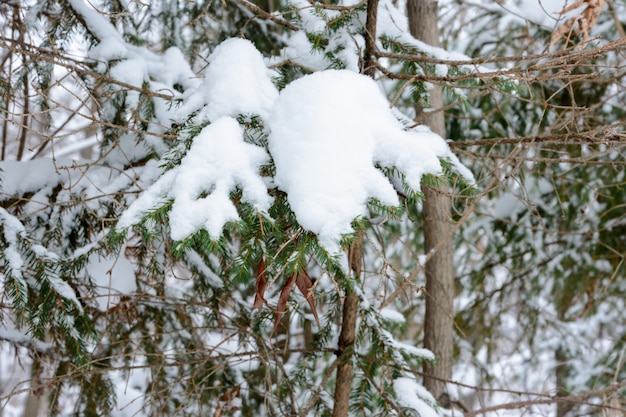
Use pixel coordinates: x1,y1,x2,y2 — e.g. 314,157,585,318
202,38,278,120
118,42,454,252
118,117,272,241
169,117,272,240
268,70,448,252
176,38,279,122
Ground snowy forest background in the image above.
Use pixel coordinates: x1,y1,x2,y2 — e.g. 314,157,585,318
1,0,626,416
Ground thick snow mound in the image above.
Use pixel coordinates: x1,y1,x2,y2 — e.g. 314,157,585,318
176,38,278,122
203,38,278,120
268,70,448,252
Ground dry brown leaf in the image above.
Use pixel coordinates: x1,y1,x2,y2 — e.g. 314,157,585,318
213,385,241,417
550,0,606,48
295,271,321,327
273,274,296,333
253,256,267,311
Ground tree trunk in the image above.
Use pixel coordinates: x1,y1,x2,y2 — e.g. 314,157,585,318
407,0,455,403
407,0,446,136
331,1,379,414
422,185,454,403
331,289,359,417
555,345,573,417
332,231,363,417
22,352,50,417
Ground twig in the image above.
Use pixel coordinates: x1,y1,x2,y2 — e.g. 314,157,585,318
464,381,626,416
231,0,299,31
606,0,626,39
1,37,174,100
448,125,626,148
376,37,626,67
306,0,367,11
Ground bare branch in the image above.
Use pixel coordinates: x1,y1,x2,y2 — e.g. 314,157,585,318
231,0,300,31
465,381,626,417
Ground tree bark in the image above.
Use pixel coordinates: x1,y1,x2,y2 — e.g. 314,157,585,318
331,288,359,417
332,231,363,417
407,0,455,403
363,0,379,78
407,0,446,135
555,345,573,417
422,185,454,403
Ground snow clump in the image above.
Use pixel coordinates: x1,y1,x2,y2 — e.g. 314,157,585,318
268,69,448,252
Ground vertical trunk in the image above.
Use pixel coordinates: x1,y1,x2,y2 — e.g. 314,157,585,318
407,0,445,135
407,0,455,403
22,393,45,417
332,232,363,417
16,57,29,161
363,0,379,78
332,1,379,414
15,7,29,162
555,345,573,417
422,185,454,403
22,353,49,417
331,289,359,417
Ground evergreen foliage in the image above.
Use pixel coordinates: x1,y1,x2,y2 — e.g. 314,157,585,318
1,0,626,416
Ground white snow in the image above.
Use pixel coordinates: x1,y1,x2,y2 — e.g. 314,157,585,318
184,250,224,288
394,376,439,417
204,38,278,120
160,47,200,91
1,205,82,312
377,0,479,63
0,328,53,353
0,207,26,279
268,69,448,252
88,36,128,62
84,17,473,252
380,307,406,323
0,207,25,241
119,117,272,241
176,38,279,123
46,274,84,313
117,41,461,251
493,191,524,219
66,0,124,42
506,0,589,28
289,0,329,33
270,31,330,72
169,116,271,240
380,328,436,361
110,59,148,108
0,159,65,197
119,57,466,252
117,169,176,230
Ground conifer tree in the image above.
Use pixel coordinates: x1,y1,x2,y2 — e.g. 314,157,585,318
1,1,625,417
